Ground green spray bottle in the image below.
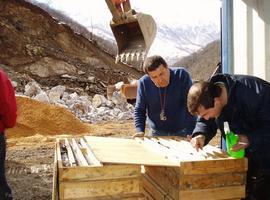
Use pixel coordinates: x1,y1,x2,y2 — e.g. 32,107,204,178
224,122,245,158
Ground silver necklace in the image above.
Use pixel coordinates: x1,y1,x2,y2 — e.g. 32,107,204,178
159,88,167,121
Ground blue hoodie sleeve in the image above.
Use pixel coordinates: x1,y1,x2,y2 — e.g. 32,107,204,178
134,79,147,132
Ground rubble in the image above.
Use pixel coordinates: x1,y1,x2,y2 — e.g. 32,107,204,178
22,81,135,124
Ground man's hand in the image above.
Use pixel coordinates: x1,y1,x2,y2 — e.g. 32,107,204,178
232,134,249,151
189,134,205,151
132,132,145,138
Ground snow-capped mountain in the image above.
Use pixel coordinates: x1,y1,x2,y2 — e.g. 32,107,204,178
30,0,220,64
149,23,220,64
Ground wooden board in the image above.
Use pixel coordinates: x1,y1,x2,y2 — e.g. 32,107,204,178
59,165,140,181
52,143,58,200
84,136,178,166
59,178,141,199
178,186,245,200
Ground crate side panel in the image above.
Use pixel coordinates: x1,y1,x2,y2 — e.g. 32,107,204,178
179,185,245,200
180,158,248,175
59,164,140,181
142,174,166,200
59,178,141,199
179,172,246,190
144,166,179,200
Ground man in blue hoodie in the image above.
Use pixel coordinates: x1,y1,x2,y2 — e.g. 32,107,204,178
133,55,196,137
187,74,270,200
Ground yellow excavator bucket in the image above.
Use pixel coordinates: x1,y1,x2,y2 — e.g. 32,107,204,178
110,13,157,70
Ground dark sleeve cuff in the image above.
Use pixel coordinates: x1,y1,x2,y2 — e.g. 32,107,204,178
192,118,217,145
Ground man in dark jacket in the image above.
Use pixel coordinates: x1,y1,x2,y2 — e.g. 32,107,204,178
187,74,270,200
0,68,17,200
133,55,196,137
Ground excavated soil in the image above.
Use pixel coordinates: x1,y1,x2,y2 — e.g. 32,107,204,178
7,96,92,138
5,96,137,200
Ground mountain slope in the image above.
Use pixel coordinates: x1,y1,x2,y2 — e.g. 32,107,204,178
0,0,143,95
172,40,221,80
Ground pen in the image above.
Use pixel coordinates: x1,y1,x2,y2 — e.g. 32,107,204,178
238,142,248,145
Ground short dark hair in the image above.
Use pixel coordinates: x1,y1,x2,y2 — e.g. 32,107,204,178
143,55,168,74
187,81,222,115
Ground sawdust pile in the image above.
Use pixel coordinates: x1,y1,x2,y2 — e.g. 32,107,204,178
6,96,92,138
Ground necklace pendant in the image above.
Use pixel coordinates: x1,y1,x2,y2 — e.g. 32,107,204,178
160,110,167,121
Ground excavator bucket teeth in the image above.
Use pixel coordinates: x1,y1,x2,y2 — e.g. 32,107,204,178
110,13,157,70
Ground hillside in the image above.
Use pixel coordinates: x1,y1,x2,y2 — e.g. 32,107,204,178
0,0,143,96
173,40,221,80
28,0,118,56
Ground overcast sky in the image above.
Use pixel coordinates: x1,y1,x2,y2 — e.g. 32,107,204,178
34,0,221,28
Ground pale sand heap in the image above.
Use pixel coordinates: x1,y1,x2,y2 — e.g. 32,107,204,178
7,96,92,138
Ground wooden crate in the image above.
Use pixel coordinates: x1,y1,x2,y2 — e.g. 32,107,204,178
139,138,248,200
54,138,143,200
53,136,247,200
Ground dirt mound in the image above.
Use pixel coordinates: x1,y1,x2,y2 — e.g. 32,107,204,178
6,96,92,138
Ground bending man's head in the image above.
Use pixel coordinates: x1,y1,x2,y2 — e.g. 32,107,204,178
143,55,170,88
187,81,224,120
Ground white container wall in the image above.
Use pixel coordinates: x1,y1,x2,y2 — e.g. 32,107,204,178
232,0,270,81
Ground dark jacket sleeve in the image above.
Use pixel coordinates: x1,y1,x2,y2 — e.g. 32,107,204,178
134,79,147,132
182,69,197,134
192,117,218,145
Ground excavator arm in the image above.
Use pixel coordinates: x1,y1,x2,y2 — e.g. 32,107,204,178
105,0,157,70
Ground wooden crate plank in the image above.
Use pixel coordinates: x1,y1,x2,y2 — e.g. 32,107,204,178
59,178,141,199
135,137,181,164
143,188,155,200
52,143,58,200
64,139,76,167
79,138,102,166
56,139,65,181
180,158,248,175
156,138,206,160
59,164,140,181
84,136,177,166
179,185,245,200
58,194,144,200
144,166,179,200
202,144,228,158
56,139,63,168
70,138,88,166
179,172,246,190
142,174,167,200
165,139,229,160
